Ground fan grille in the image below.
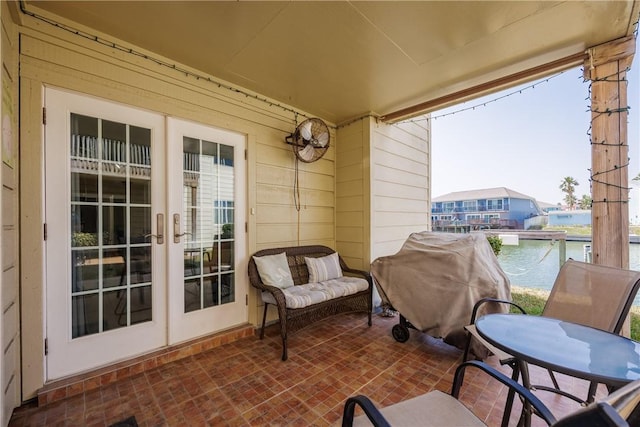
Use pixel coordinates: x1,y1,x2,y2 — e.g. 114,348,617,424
292,118,330,163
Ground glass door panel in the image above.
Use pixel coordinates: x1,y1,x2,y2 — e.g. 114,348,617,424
70,113,153,337
182,138,236,313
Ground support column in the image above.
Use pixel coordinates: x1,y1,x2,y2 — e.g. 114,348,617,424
584,36,635,269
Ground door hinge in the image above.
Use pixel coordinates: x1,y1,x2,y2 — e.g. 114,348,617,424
44,338,48,356
244,149,247,160
245,222,248,233
42,107,46,125
245,294,248,306
43,223,47,241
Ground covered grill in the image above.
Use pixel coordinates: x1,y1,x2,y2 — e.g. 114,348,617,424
371,231,511,353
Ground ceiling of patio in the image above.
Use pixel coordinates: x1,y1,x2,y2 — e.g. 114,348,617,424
26,1,640,124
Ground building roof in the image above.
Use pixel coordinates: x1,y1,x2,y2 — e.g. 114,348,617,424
537,200,562,210
432,187,536,203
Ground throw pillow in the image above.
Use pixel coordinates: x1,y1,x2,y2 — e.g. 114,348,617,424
305,252,343,283
253,252,294,289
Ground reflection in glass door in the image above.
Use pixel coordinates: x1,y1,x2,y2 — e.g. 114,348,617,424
182,138,235,312
70,114,154,337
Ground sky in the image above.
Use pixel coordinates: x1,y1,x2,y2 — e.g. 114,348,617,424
430,61,640,206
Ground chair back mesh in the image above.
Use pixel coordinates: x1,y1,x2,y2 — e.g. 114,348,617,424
543,259,640,333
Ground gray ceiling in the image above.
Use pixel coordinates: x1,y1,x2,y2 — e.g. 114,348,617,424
27,1,640,124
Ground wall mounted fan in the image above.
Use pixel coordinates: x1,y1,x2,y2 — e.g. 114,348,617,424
285,118,330,163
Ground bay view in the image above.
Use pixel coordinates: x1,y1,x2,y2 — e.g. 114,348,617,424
498,239,640,306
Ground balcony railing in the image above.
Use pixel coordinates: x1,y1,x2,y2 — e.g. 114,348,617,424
432,218,519,229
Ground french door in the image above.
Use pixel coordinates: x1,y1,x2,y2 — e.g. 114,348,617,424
167,118,246,343
45,89,246,379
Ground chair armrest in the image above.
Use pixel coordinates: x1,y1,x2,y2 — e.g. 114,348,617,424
260,284,287,307
453,361,557,426
343,267,373,286
470,297,526,323
342,395,392,427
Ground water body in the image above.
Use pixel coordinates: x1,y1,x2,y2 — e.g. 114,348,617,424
497,239,640,306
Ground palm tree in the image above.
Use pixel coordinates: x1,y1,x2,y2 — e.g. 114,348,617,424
579,194,592,210
559,176,579,210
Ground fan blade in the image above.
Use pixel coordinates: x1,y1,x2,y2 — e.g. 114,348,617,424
299,144,315,161
299,121,313,141
315,131,329,148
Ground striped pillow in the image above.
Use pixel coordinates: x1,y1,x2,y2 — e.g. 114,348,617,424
305,252,343,283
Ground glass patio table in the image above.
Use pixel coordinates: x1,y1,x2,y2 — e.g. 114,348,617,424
475,313,640,389
476,313,640,426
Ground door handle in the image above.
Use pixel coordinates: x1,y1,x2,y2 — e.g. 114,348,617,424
173,214,192,243
145,213,165,244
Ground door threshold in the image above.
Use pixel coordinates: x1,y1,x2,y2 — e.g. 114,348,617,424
37,324,254,406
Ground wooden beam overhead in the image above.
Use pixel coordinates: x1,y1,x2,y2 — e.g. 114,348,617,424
584,35,636,80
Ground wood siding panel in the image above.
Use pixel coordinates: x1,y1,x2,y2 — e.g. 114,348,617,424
375,211,427,226
2,1,20,421
373,181,427,200
299,207,334,224
336,195,363,212
256,205,298,224
336,146,366,168
374,240,407,257
335,226,363,242
336,119,368,270
336,211,365,226
371,120,430,262
374,225,427,242
374,196,428,213
337,180,363,197
336,165,364,183
374,164,427,186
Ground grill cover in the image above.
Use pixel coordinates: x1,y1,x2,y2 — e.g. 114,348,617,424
371,231,511,354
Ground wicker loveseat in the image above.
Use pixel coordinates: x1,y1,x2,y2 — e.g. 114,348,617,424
248,245,373,360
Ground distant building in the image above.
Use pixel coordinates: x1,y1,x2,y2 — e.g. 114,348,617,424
630,180,640,226
537,200,563,213
547,210,591,226
431,187,543,231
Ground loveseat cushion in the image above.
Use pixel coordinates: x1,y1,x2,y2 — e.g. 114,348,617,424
261,277,369,309
305,252,343,282
315,277,369,299
252,252,294,289
262,283,329,309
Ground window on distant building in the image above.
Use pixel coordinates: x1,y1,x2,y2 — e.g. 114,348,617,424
463,200,477,212
444,202,454,212
487,199,503,211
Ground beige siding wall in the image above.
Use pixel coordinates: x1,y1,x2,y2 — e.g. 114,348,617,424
335,116,430,269
335,119,370,270
1,2,19,425
18,11,335,400
371,119,430,260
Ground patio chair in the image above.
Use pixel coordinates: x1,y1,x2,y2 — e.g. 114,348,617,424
462,259,640,425
342,360,640,427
